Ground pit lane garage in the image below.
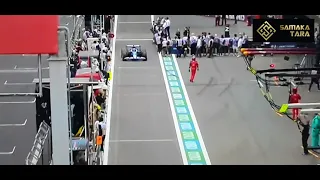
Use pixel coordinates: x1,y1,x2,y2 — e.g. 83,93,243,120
242,40,320,161
32,77,107,165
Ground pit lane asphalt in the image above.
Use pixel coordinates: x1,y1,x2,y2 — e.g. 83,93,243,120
0,15,75,165
155,15,316,165
107,15,182,165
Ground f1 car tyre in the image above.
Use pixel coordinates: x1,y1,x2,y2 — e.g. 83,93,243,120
142,49,147,61
121,49,127,61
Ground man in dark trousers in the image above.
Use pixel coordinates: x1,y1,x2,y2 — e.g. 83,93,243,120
221,15,227,26
234,15,238,24
308,69,320,92
215,15,221,26
299,115,310,155
176,36,183,57
207,36,214,58
104,15,112,32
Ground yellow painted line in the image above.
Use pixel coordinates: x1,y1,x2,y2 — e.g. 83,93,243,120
301,146,320,159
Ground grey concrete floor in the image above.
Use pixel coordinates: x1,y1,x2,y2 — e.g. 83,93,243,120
107,15,182,165
0,15,75,165
159,15,317,164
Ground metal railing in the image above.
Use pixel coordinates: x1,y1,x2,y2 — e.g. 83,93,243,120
25,121,51,165
70,15,84,51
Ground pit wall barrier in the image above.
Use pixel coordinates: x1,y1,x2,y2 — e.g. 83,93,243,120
101,15,115,165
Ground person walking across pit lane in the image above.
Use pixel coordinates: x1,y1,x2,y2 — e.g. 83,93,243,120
189,56,199,83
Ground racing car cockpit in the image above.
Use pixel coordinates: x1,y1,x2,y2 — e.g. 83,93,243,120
121,45,147,61
131,46,137,52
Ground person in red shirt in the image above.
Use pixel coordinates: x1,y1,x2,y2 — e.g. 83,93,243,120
289,87,301,120
189,56,199,83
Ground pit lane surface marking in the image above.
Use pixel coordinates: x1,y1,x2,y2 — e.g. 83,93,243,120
0,146,15,155
109,139,174,143
106,15,182,165
0,99,35,104
116,39,153,41
4,81,34,85
151,15,210,165
0,119,27,127
118,22,151,24
0,15,74,165
103,15,118,165
158,54,211,165
14,65,49,70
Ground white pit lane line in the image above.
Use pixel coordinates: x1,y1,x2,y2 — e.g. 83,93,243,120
0,146,16,155
0,119,28,127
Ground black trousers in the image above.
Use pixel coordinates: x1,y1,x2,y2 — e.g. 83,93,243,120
213,43,219,54
157,44,162,53
301,124,310,154
165,26,171,39
221,18,227,26
177,46,182,57
225,31,230,38
208,47,213,57
302,133,309,154
190,43,197,55
308,78,320,91
215,17,220,26
182,44,189,55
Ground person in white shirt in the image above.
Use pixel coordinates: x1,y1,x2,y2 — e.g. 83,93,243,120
182,35,189,56
155,33,162,53
160,17,165,26
167,38,173,54
162,38,168,56
237,36,244,57
190,33,198,55
219,35,226,56
205,33,211,56
196,36,202,57
232,34,239,56
176,36,183,57
93,28,98,37
83,30,90,42
207,36,214,58
91,41,99,50
163,17,171,39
